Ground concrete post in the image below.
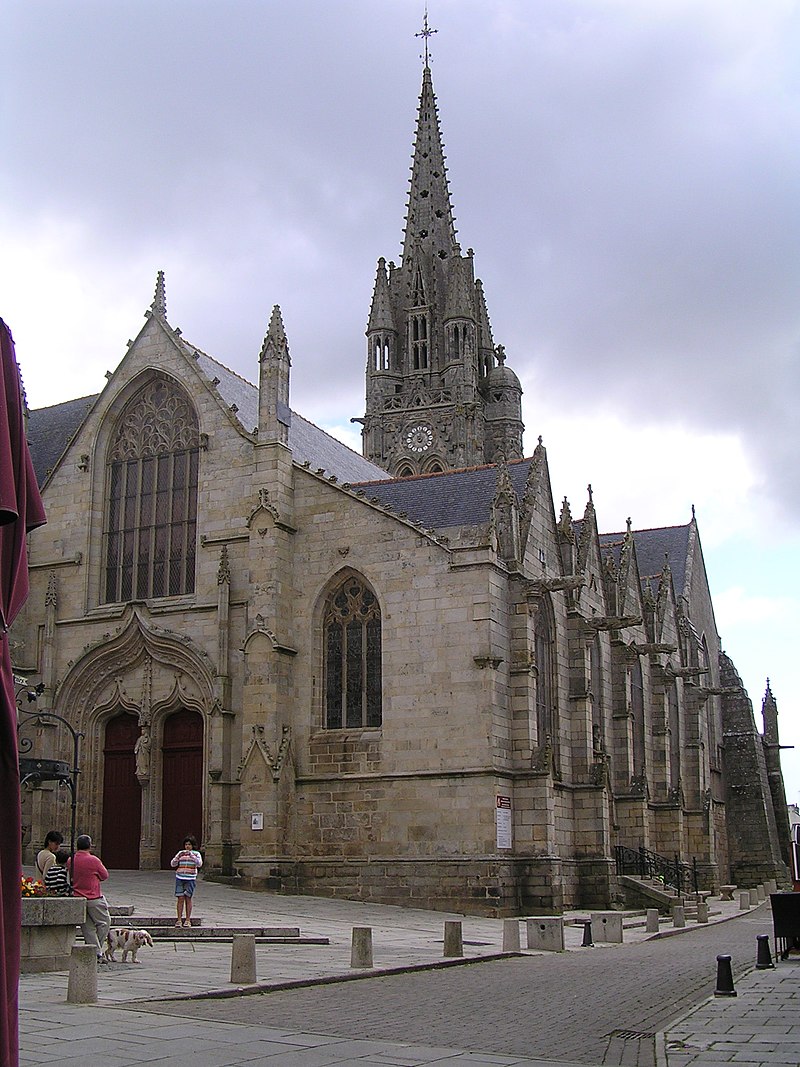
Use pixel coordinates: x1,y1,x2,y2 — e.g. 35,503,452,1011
230,934,257,984
66,945,97,1004
502,918,520,952
591,912,623,943
350,927,373,968
672,905,685,929
525,917,565,951
749,889,760,907
765,879,778,896
756,884,766,902
739,891,751,911
645,909,660,934
696,901,709,923
443,920,463,957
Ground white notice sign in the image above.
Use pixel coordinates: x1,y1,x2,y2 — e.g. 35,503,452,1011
496,795,512,849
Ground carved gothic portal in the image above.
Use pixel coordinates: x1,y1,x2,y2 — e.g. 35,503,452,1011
160,709,204,868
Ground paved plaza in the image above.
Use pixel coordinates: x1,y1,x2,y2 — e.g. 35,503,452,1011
17,872,800,1066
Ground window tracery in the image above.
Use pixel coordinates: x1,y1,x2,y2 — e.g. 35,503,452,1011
324,576,382,729
103,378,199,603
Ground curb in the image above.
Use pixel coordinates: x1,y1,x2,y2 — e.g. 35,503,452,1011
128,949,524,1004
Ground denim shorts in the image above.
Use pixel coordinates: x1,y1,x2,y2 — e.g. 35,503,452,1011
175,877,196,897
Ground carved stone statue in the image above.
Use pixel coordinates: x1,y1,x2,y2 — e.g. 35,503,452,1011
134,728,151,778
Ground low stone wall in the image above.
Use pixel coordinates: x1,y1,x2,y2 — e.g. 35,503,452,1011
21,897,86,973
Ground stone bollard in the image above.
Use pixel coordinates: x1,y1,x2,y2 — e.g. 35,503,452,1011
443,920,463,957
756,884,766,902
645,909,660,934
591,912,623,944
502,918,520,952
672,905,686,929
756,934,775,970
350,927,373,968
739,891,751,911
525,917,564,952
714,954,737,997
230,934,257,984
749,889,759,908
765,879,778,896
66,945,97,1004
696,901,709,924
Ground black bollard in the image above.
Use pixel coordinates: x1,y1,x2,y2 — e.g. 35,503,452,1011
756,934,775,970
581,920,594,948
714,954,737,997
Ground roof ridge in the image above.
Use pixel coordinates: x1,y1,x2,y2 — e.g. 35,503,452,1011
355,455,533,487
603,522,691,538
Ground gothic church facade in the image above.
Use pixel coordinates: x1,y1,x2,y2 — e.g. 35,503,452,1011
16,63,788,913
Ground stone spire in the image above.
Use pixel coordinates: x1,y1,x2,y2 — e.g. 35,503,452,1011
401,65,459,268
361,53,523,475
150,270,167,319
258,305,291,446
367,258,396,334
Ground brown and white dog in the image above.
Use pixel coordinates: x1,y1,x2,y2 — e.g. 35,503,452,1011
104,928,154,963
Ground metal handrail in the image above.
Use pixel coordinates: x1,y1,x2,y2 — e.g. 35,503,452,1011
615,844,698,895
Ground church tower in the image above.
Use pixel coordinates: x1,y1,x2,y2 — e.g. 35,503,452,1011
360,56,524,476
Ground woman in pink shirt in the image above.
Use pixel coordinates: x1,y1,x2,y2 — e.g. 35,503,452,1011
68,834,111,962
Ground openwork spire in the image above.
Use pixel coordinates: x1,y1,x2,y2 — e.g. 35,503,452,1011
150,270,167,318
401,66,458,266
260,305,290,364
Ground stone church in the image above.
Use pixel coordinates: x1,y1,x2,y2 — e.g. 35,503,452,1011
16,61,789,913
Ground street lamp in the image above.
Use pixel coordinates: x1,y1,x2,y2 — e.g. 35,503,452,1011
16,681,83,861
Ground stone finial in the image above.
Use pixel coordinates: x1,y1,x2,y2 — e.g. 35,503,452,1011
217,545,231,585
150,270,167,319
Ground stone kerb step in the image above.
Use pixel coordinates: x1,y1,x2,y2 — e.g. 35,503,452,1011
104,917,328,944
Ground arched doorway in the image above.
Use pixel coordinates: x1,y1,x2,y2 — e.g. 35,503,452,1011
101,713,142,869
160,709,204,868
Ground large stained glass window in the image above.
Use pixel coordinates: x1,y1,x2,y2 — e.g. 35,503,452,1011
104,378,199,603
324,576,382,729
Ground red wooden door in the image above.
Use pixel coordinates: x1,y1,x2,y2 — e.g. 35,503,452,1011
160,709,203,868
101,713,142,869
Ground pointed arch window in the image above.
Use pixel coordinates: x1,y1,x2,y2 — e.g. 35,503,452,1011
631,657,646,777
410,314,429,370
534,598,558,761
324,576,382,729
103,377,199,603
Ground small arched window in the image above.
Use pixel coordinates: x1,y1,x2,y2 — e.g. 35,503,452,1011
324,576,382,729
103,377,199,603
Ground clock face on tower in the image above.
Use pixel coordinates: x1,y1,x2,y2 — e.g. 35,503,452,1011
405,424,433,453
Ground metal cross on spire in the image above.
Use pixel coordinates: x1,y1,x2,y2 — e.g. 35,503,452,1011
415,5,437,67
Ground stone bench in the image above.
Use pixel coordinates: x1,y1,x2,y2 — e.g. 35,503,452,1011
719,885,737,901
21,897,86,973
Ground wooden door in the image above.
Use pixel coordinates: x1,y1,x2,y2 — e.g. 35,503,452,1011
101,713,142,869
160,709,203,868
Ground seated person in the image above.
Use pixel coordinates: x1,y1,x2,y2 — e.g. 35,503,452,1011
44,849,71,896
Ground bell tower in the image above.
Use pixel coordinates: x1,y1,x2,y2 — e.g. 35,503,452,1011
360,31,524,476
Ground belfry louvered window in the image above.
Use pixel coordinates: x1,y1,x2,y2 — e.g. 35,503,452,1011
103,377,199,603
324,576,382,729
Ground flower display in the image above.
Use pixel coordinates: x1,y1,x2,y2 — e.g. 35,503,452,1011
20,876,46,897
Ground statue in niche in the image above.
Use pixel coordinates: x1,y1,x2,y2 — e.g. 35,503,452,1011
134,727,151,778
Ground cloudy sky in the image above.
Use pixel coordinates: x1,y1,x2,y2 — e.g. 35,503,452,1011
4,0,800,803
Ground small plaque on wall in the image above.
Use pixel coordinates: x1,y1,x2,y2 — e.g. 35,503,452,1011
251,812,264,831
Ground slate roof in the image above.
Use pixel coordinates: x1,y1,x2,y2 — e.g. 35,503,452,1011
598,525,691,595
27,395,99,485
25,344,388,488
354,457,533,528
